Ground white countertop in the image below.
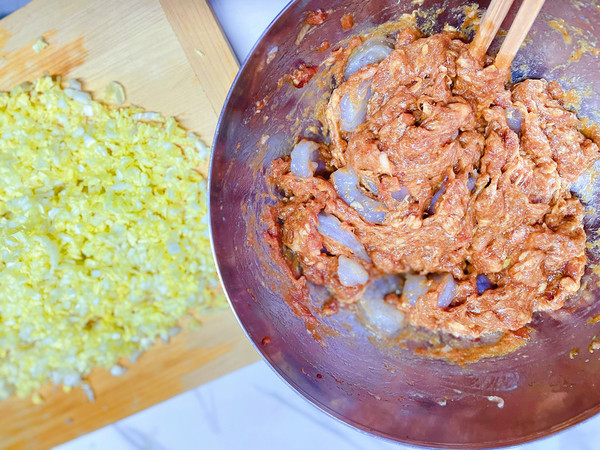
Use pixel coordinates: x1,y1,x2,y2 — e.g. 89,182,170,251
62,360,600,450
2,1,599,449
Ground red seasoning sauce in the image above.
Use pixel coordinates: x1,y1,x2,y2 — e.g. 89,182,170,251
317,40,331,52
290,64,318,88
306,9,328,26
341,14,355,30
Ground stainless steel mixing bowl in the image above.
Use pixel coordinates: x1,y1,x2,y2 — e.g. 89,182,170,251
210,1,600,447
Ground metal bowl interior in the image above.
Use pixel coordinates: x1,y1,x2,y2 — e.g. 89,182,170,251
210,1,600,448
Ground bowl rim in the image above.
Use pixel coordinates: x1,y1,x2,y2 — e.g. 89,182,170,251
207,1,600,447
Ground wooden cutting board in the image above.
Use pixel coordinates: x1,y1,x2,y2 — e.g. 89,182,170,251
0,0,259,448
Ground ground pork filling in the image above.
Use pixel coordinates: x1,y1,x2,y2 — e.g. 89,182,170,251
266,28,600,344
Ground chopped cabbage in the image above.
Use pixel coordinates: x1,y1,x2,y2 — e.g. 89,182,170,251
0,76,223,400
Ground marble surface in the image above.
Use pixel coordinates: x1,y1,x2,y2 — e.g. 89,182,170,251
56,360,600,450
1,0,600,449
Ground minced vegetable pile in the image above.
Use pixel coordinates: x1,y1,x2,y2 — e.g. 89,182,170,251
0,77,223,400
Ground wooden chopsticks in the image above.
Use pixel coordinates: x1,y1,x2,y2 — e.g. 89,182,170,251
469,0,546,70
494,0,546,70
469,0,516,60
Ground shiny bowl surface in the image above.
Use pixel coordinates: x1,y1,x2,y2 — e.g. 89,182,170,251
210,1,600,447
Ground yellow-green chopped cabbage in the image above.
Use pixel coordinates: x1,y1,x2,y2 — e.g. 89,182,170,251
31,37,49,54
0,76,224,400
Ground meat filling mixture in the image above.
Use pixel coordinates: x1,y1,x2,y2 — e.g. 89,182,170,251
265,27,600,347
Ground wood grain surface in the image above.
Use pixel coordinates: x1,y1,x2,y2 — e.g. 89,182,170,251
0,1,259,448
